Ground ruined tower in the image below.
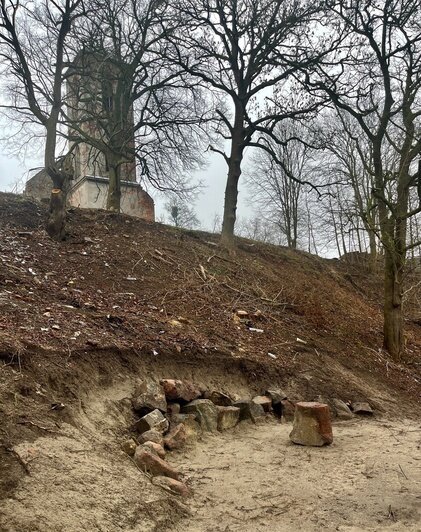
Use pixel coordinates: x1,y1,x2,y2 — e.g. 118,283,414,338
25,52,154,221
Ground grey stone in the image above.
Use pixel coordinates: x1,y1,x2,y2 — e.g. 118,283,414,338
135,409,169,434
233,399,265,423
332,398,354,419
252,395,272,412
181,399,218,432
265,389,288,404
217,406,240,431
132,380,167,415
206,390,233,407
351,402,373,415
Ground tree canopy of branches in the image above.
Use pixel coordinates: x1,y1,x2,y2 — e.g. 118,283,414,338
305,0,421,359
66,0,212,212
167,0,328,246
0,0,86,239
164,193,200,229
247,120,314,249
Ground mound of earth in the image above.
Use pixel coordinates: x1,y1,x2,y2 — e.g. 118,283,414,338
0,192,420,531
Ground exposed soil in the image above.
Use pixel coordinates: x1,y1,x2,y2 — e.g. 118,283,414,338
173,418,421,532
0,192,420,530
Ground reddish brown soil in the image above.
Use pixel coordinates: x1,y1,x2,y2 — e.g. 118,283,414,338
0,192,420,501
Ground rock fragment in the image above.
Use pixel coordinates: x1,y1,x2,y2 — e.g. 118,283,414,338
351,402,373,415
265,389,288,416
164,423,187,450
172,413,201,443
160,379,201,403
153,476,191,497
133,448,179,479
137,429,164,446
121,439,137,457
132,381,167,415
140,441,166,459
289,401,333,447
280,399,296,421
233,399,265,423
332,398,354,419
167,403,181,419
252,395,272,412
217,406,240,431
206,390,233,407
135,409,169,434
181,399,218,432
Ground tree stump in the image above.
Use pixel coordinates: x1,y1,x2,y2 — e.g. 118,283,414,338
289,402,333,447
46,188,66,241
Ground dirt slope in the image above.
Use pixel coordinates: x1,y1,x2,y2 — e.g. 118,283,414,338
0,192,420,527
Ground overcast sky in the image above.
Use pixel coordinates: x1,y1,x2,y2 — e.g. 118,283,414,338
0,146,251,231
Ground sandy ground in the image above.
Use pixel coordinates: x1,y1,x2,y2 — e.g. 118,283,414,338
173,418,421,532
1,415,420,532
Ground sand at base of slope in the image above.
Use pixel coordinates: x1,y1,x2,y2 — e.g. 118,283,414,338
173,417,421,532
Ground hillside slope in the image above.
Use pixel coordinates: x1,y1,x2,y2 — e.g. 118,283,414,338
0,192,420,510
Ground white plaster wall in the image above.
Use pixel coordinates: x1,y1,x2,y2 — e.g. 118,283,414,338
68,179,153,219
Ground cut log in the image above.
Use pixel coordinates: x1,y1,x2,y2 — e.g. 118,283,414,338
289,401,333,447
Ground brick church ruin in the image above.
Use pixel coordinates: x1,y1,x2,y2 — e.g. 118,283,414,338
25,54,154,221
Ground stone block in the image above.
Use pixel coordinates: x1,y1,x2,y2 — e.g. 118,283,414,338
135,409,169,435
160,379,201,403
289,401,333,447
252,395,272,412
132,380,167,415
181,399,218,432
233,399,265,423
217,406,240,431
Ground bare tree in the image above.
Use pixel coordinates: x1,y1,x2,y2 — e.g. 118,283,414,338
167,0,329,246
0,0,87,240
64,0,212,212
164,194,200,229
247,121,314,249
236,214,281,244
307,0,421,359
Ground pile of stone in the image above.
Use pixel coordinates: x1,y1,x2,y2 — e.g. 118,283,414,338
122,379,288,496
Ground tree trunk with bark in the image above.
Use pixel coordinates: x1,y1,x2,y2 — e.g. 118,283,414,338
383,250,404,359
46,188,66,240
106,155,122,212
221,106,245,247
45,121,68,241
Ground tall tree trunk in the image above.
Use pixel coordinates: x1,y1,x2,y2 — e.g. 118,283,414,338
368,226,378,272
383,249,404,359
45,122,67,241
221,106,245,247
107,155,121,212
